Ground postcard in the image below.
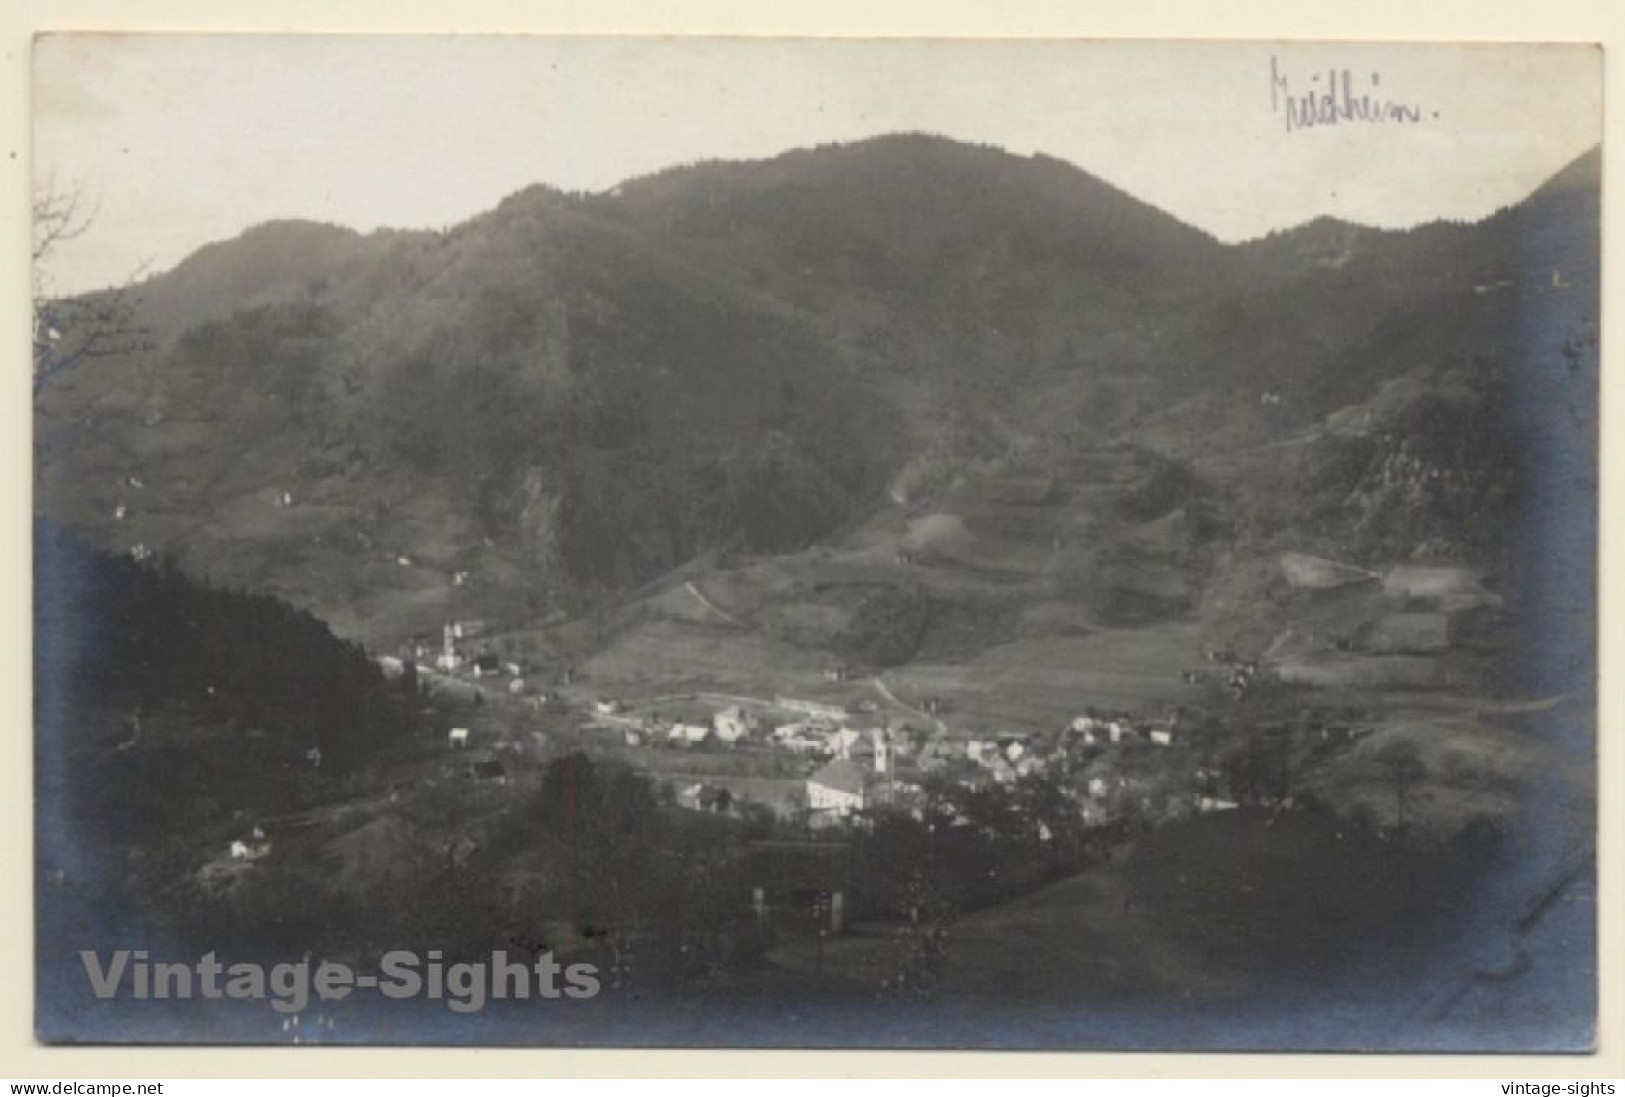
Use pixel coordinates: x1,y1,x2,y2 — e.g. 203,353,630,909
30,35,1601,1050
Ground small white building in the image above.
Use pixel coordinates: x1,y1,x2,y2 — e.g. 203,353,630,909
713,706,752,745
667,722,712,747
229,838,271,862
447,728,471,749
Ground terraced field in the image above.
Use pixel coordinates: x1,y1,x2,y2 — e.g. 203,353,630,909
885,625,1204,733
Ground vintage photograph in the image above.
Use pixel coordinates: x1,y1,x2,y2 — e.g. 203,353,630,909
31,36,1600,1050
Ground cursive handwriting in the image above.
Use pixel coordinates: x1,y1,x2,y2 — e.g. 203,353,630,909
1270,56,1437,134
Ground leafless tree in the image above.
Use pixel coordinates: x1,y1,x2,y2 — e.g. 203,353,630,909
1376,738,1427,840
32,185,152,396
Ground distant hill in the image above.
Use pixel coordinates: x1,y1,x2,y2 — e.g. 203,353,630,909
34,136,1600,642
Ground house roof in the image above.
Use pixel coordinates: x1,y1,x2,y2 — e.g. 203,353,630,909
809,758,869,796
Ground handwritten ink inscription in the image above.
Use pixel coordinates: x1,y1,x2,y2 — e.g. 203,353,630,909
1270,56,1438,134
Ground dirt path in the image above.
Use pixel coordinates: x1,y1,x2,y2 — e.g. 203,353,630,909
871,676,946,733
684,580,746,626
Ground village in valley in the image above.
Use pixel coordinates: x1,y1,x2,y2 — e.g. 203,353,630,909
297,501,1520,988
404,609,1262,831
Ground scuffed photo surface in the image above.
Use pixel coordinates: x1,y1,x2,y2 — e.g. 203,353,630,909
32,36,1599,1049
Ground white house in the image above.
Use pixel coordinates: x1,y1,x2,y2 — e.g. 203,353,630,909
713,706,752,745
667,722,712,747
229,838,271,862
1149,728,1174,747
807,758,869,818
447,728,470,749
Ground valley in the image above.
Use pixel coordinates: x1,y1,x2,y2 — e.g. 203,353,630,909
31,133,1599,1047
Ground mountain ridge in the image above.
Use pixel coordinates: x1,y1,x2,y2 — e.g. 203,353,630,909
34,134,1600,643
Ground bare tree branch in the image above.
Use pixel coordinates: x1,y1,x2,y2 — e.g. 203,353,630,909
32,184,150,396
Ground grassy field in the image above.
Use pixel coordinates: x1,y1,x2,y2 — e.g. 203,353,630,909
885,623,1202,733
580,618,830,696
773,807,1483,1007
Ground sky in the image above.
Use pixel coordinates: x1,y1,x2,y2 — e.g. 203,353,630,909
32,35,1603,295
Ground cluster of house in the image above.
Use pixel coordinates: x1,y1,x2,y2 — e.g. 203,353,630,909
797,705,1195,828
613,702,760,749
397,621,531,695
587,685,1212,831
1180,647,1263,699
1065,709,1179,748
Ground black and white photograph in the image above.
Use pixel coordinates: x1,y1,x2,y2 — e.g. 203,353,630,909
30,35,1601,1051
